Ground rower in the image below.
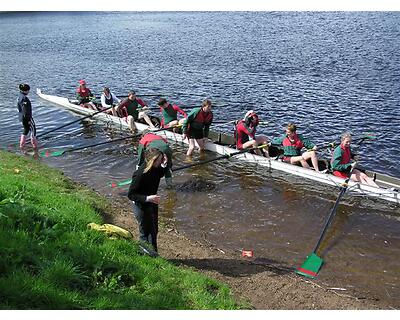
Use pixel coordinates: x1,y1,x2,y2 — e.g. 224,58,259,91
100,87,121,116
116,90,156,132
235,110,269,157
331,132,379,187
182,99,213,157
271,123,320,172
157,97,187,131
137,133,173,188
76,79,97,110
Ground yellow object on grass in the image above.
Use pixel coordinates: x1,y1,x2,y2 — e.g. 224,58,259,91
87,222,132,240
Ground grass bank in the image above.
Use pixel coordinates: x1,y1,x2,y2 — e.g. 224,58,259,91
0,151,242,310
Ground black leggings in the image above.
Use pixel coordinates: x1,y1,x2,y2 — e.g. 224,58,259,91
132,203,159,252
22,118,36,136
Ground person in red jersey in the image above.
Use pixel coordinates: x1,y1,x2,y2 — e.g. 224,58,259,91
235,110,269,157
76,79,97,110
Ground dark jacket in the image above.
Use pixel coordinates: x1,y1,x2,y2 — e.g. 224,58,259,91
17,92,32,121
127,163,167,206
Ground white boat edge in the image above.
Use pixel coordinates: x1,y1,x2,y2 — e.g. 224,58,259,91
36,88,400,205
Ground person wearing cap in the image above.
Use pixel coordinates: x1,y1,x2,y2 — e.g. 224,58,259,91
157,97,187,131
100,87,121,116
182,99,213,157
271,123,320,172
235,110,269,157
116,90,156,132
127,148,170,256
76,80,97,110
17,83,38,152
137,133,173,188
331,132,379,187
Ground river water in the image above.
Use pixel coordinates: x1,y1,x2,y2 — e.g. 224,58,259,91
1,12,399,307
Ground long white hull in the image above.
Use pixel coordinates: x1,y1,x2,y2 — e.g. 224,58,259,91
36,89,400,204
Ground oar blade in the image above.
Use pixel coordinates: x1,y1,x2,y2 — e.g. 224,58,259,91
109,179,132,188
295,253,323,279
44,150,66,157
117,179,132,187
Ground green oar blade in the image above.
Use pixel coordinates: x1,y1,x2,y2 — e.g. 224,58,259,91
110,179,132,188
39,149,66,157
117,179,132,187
295,253,323,279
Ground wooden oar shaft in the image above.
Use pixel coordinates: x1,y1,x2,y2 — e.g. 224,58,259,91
37,105,114,138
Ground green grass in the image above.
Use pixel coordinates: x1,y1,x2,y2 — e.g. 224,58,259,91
0,151,243,310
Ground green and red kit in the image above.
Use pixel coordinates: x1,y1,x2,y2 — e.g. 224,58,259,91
271,133,315,159
160,104,187,127
182,107,213,139
331,144,353,178
137,133,172,178
119,98,146,120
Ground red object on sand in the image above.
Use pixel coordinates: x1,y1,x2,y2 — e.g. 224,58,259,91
241,250,254,258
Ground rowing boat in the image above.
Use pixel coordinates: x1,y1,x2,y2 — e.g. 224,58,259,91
36,89,400,204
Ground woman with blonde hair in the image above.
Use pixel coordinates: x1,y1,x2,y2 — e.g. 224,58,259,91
331,132,379,187
127,148,170,256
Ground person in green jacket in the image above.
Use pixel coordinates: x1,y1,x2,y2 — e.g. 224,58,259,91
271,123,320,171
331,132,379,187
182,99,213,156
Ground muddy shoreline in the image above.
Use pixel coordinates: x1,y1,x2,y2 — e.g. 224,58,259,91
95,188,395,310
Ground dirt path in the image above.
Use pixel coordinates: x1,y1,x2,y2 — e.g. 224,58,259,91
101,192,389,310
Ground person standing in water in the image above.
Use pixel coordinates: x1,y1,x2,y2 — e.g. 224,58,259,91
182,99,213,156
17,83,38,152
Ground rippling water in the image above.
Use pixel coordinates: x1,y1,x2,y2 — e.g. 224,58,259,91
1,12,400,306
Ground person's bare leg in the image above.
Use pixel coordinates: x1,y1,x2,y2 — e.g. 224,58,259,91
139,112,155,129
128,115,137,132
186,139,196,156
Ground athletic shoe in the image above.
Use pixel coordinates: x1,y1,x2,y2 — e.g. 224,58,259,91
138,244,158,257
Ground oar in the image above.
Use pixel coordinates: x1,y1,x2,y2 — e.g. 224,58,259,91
40,125,178,158
307,133,377,152
212,120,269,125
295,162,358,278
173,144,269,171
109,144,269,188
295,134,372,278
36,105,114,139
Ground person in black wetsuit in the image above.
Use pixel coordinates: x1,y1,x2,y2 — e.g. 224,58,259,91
17,83,38,151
